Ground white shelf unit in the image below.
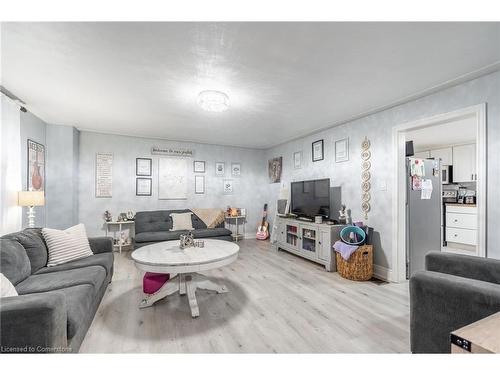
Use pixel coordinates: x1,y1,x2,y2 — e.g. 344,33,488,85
104,221,135,253
225,215,246,242
274,217,345,272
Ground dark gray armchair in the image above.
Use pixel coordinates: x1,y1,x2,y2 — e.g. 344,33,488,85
410,252,500,353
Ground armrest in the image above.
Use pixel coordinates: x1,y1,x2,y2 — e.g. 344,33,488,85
0,292,68,353
410,270,500,353
89,236,113,254
425,252,500,284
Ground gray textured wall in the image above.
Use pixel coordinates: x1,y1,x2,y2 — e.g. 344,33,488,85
20,111,47,227
78,131,269,237
45,124,80,229
266,70,500,272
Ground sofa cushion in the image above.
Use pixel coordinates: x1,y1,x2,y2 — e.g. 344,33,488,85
34,253,113,278
135,230,186,243
56,284,95,339
15,266,106,296
170,212,194,231
192,228,232,238
2,228,48,273
0,239,31,286
43,224,93,267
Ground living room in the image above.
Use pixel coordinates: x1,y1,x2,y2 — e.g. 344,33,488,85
1,1,500,373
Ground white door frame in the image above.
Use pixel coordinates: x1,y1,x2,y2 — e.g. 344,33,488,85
391,104,487,282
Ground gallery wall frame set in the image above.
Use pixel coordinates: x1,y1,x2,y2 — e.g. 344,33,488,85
136,178,152,196
136,158,152,176
312,139,324,162
335,138,349,163
195,175,205,194
193,160,205,173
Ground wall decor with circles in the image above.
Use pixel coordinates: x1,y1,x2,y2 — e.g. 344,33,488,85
361,137,371,220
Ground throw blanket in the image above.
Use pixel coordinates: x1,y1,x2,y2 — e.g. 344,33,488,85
333,240,359,261
190,208,225,229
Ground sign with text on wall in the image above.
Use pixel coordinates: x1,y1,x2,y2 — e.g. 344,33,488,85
151,146,194,157
95,152,113,198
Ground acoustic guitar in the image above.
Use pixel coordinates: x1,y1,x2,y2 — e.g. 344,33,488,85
256,203,269,240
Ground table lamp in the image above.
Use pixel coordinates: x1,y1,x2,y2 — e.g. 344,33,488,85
18,191,45,228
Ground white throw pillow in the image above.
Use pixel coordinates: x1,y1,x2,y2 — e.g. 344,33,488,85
1,273,18,297
170,212,194,231
42,224,93,267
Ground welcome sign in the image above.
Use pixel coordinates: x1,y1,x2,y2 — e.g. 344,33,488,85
151,146,194,157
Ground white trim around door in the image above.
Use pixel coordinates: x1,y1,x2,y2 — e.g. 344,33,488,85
391,104,487,282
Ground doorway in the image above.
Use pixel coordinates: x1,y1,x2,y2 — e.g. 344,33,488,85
392,104,486,282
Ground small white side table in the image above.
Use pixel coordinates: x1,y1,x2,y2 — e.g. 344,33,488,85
104,221,135,253
225,215,246,242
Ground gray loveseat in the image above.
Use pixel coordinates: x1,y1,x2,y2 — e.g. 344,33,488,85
134,209,232,248
410,251,500,353
0,228,113,353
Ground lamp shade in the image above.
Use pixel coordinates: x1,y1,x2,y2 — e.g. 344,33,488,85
18,191,45,207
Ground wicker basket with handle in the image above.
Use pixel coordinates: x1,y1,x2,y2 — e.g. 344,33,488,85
336,245,373,281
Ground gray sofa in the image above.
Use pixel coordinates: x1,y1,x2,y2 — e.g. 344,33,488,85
134,209,232,248
0,228,113,353
410,251,500,353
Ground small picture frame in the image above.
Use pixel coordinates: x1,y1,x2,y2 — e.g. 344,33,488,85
136,158,152,176
215,162,225,176
312,140,324,162
335,138,349,163
223,179,233,194
231,163,241,176
293,151,302,169
193,160,205,173
136,178,152,196
194,175,205,194
240,208,246,216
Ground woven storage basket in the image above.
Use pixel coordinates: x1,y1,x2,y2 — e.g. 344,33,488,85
336,245,373,281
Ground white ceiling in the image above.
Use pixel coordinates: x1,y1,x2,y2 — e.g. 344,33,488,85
406,116,477,151
2,22,499,149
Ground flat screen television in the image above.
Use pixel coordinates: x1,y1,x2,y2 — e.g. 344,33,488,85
291,178,331,219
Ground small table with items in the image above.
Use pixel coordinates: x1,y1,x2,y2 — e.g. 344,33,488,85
131,239,239,318
104,221,134,253
225,215,246,242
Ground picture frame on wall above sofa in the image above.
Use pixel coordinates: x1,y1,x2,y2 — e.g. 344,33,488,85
136,177,152,196
195,175,205,194
293,151,302,169
223,179,233,194
27,139,45,192
193,160,205,173
231,163,241,176
136,158,152,176
215,162,225,176
312,139,324,162
335,137,349,163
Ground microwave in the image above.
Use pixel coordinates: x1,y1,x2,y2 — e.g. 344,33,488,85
441,165,453,184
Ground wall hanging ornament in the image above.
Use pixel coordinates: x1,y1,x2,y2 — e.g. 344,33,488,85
361,137,371,220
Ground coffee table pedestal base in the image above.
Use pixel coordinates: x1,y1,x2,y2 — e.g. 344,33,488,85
139,273,228,318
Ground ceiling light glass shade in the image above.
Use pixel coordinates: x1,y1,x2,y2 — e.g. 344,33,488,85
198,90,229,112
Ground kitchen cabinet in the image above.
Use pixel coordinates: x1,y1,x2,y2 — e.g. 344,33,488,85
430,147,453,165
413,150,430,159
445,205,478,253
453,144,476,182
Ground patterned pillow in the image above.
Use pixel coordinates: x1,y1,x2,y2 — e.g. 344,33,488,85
42,224,93,267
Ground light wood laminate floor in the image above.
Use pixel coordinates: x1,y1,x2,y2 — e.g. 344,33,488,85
80,240,410,353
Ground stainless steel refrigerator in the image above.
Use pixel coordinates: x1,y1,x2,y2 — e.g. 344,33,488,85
406,158,442,278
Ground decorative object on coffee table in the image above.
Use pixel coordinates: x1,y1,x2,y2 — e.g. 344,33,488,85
132,239,239,318
361,137,371,220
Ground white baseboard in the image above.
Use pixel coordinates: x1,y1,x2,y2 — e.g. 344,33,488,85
373,264,394,282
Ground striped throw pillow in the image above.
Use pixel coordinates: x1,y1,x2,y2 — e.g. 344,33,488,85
42,224,94,267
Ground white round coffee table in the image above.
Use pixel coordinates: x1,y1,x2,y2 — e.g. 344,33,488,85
131,239,239,318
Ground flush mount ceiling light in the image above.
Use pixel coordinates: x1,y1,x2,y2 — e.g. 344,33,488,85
198,90,229,112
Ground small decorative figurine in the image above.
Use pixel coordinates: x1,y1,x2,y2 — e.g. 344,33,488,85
126,210,135,221
103,210,112,222
179,231,195,249
339,204,347,224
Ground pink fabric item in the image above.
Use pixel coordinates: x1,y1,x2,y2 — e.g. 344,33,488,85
143,272,170,294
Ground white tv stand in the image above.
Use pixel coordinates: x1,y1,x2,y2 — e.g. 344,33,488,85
273,216,345,272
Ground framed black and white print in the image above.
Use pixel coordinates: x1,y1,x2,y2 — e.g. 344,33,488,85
195,175,205,194
293,151,302,169
136,177,152,196
335,138,349,163
223,179,233,194
312,140,324,162
136,158,152,176
215,162,225,176
193,160,205,173
231,163,241,176
27,139,45,192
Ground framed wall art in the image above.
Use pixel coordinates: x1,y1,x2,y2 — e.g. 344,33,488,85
27,139,45,192
312,140,324,162
195,175,205,194
95,152,113,198
335,138,349,163
223,179,233,194
193,160,205,173
293,151,302,169
136,178,152,196
136,158,152,176
215,162,225,176
231,163,241,176
158,158,187,200
268,156,282,183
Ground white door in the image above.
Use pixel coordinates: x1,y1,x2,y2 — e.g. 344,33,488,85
453,143,476,182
